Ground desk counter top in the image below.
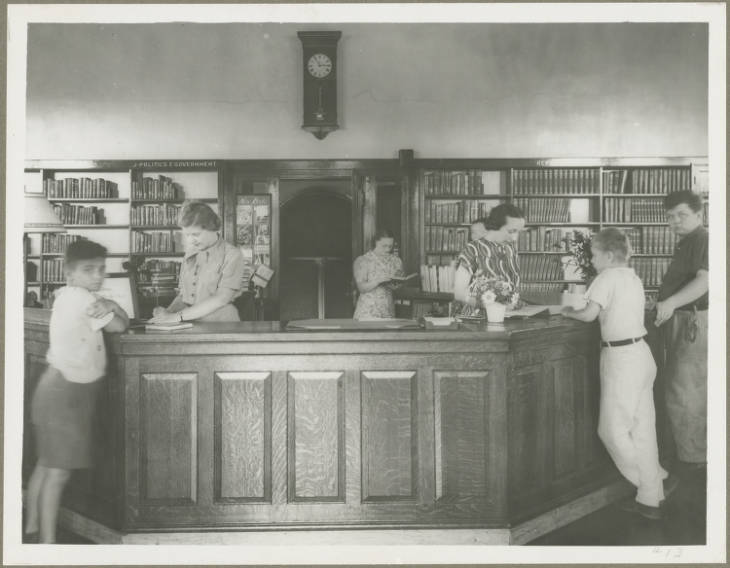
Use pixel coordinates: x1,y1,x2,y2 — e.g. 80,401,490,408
25,307,591,346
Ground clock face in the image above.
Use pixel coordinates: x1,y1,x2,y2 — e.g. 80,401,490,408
307,53,333,79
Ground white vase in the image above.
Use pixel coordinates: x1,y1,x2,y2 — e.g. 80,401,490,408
485,302,506,323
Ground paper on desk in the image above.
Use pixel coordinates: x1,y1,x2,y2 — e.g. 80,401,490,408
505,305,552,318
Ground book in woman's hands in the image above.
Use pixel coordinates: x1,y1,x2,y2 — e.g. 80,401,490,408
387,273,419,283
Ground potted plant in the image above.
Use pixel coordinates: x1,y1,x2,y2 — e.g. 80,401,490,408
468,273,520,323
562,230,597,283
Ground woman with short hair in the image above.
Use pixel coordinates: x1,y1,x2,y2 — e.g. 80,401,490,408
149,201,246,323
352,228,404,320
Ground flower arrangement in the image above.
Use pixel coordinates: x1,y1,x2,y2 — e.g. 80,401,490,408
563,231,597,282
469,273,519,308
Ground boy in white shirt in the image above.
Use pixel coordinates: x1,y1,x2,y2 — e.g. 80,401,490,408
24,240,129,543
563,228,676,520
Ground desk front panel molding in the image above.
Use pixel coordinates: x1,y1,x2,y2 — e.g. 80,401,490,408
22,317,614,532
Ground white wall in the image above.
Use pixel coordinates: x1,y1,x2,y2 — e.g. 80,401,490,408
26,22,708,160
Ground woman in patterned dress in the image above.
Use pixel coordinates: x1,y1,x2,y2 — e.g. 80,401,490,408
453,203,526,317
353,229,404,319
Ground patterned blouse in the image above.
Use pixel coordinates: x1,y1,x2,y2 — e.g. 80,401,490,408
353,250,404,320
456,238,521,316
179,238,246,322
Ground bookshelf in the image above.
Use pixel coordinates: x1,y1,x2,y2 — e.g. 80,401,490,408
23,163,221,316
415,159,707,316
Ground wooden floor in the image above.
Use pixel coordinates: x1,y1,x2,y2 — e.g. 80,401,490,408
530,463,706,546
51,465,705,546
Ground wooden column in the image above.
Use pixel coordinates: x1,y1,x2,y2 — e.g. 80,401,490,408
398,149,418,275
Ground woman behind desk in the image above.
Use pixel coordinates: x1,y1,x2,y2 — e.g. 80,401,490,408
353,229,404,319
453,203,526,316
149,201,246,324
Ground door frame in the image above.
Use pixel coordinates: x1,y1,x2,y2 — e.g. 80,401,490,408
228,160,399,319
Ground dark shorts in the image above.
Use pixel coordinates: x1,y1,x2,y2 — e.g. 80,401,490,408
31,366,102,469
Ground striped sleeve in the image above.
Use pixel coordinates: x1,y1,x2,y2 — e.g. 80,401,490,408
457,242,479,276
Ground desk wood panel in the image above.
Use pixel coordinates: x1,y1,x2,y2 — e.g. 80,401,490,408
361,371,418,501
215,372,271,501
140,373,197,503
288,372,345,501
434,371,490,500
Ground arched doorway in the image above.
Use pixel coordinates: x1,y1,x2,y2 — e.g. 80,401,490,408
279,189,353,321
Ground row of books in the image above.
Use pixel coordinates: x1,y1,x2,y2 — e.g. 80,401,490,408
520,255,565,281
421,170,504,196
630,257,672,287
424,226,470,253
45,177,119,199
131,204,181,226
512,198,573,223
520,282,564,304
603,198,665,223
512,169,599,195
516,227,589,253
41,233,81,254
52,204,106,225
624,226,676,255
131,175,183,201
420,262,457,293
624,168,691,195
131,230,181,253
136,259,181,278
424,199,498,224
41,258,66,282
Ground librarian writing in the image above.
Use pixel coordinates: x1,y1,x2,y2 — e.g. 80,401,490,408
148,201,246,323
453,203,525,315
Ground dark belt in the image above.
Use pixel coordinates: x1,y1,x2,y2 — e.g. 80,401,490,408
601,335,646,348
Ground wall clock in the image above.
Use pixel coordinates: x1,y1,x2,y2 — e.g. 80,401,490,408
297,31,341,140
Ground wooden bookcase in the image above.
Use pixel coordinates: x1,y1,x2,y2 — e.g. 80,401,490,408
24,161,221,318
412,158,708,317
23,155,708,320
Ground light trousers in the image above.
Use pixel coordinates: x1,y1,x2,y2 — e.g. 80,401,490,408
599,340,667,507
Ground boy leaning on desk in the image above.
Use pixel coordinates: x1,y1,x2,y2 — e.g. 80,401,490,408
562,227,678,520
24,240,130,543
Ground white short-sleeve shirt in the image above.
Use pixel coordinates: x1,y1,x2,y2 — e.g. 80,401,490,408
46,286,114,383
585,266,647,342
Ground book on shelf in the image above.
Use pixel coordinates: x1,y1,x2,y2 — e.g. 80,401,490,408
132,230,178,253
422,169,501,196
420,262,456,294
512,168,599,195
42,233,81,254
131,203,181,226
45,177,118,199
604,197,664,223
132,174,183,201
520,255,564,281
629,168,690,194
52,204,106,225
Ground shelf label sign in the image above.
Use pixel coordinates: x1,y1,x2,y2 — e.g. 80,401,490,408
133,160,217,168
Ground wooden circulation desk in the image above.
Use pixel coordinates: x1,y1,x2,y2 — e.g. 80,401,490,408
23,309,624,543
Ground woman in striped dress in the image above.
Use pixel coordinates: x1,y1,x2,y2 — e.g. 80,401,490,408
453,203,525,317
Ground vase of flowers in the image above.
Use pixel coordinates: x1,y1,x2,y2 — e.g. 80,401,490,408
469,273,519,323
